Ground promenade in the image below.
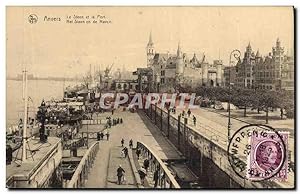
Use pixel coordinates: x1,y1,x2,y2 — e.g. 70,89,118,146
84,109,182,188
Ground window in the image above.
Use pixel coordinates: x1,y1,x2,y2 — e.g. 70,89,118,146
161,70,165,76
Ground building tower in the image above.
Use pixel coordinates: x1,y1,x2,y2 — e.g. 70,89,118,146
255,49,262,63
201,54,209,86
175,42,184,75
272,38,284,65
146,32,155,67
272,38,285,89
214,60,223,86
244,42,252,64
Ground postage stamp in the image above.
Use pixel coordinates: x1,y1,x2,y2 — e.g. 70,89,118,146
227,124,289,182
247,132,289,181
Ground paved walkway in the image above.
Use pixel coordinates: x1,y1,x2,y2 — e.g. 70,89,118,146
83,109,181,188
106,148,136,188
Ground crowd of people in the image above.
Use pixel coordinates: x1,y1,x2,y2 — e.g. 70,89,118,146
104,116,123,129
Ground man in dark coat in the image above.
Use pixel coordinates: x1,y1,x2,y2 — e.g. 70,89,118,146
143,158,150,172
117,165,125,185
129,139,133,149
136,148,141,160
153,168,160,188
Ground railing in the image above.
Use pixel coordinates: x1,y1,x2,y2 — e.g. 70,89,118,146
63,138,87,150
82,119,106,125
143,103,292,188
65,141,99,188
136,141,180,189
144,104,239,185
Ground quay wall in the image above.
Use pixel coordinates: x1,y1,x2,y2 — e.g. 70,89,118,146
143,104,283,188
7,138,62,188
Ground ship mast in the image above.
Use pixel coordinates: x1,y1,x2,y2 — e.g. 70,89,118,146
22,68,28,162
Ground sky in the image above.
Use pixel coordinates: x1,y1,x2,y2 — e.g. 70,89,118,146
6,6,294,78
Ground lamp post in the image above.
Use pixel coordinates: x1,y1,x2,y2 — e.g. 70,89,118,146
22,68,28,162
86,114,92,149
228,49,241,144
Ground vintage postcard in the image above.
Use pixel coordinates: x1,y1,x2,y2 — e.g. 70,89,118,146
6,6,295,189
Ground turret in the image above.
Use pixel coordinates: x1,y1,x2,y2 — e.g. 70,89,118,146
175,42,184,75
146,31,155,67
201,54,208,86
255,49,261,63
244,42,252,58
255,49,261,58
214,60,223,86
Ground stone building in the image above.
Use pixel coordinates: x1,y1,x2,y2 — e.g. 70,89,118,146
224,66,237,87
233,38,294,91
146,33,224,89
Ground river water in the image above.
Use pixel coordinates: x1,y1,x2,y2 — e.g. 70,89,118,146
6,80,77,128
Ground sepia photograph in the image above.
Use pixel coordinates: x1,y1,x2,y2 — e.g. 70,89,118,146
5,6,295,189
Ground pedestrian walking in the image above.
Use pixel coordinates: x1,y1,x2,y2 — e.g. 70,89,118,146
106,131,110,140
30,118,34,125
117,165,125,185
97,132,100,141
187,109,191,117
120,118,123,124
108,118,112,128
100,132,104,140
129,139,133,149
122,147,128,158
193,115,197,126
153,168,160,188
143,158,150,172
136,148,141,160
121,138,124,147
138,167,147,185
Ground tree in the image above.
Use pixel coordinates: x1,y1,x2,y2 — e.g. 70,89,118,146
257,90,278,124
232,88,255,117
276,90,294,119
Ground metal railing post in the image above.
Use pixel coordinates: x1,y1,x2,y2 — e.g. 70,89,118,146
154,104,157,125
167,109,170,138
160,108,163,131
184,118,187,157
177,115,181,150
